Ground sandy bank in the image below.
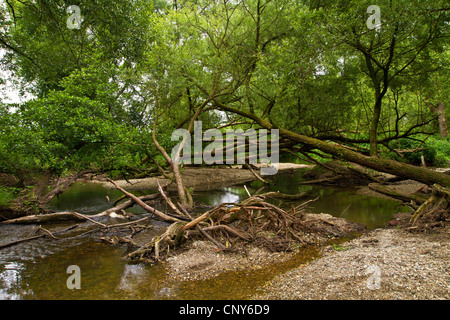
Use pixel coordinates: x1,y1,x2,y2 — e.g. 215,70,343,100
97,163,312,191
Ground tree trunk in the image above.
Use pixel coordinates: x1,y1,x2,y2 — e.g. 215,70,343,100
281,128,450,187
38,169,96,205
369,98,382,157
427,102,448,138
152,115,190,208
151,92,213,209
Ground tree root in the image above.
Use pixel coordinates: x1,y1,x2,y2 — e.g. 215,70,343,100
410,184,450,227
127,221,186,262
124,190,365,263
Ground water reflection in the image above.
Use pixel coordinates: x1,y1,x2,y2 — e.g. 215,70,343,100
196,187,243,206
117,264,148,292
48,182,123,214
195,182,404,230
0,262,31,299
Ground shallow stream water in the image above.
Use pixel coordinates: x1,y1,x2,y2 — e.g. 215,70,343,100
0,170,406,300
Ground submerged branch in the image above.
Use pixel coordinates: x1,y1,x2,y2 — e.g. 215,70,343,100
106,178,183,223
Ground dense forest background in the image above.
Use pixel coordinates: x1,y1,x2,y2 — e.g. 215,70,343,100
0,0,449,213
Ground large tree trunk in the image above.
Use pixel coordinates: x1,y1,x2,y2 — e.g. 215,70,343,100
427,102,449,138
215,101,450,187
369,97,382,157
281,129,450,187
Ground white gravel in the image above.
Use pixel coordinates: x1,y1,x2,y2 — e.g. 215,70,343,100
255,228,450,300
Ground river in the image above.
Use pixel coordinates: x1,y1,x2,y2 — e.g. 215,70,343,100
0,169,407,299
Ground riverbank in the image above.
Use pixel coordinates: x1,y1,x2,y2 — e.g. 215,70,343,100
254,227,450,300
97,164,313,191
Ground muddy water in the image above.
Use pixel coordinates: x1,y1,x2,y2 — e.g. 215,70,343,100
0,171,406,300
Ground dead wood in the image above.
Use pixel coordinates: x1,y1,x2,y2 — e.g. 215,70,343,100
127,221,186,262
157,182,186,218
0,225,79,249
410,184,450,226
368,183,429,205
106,178,183,223
346,164,382,183
297,175,344,185
159,183,231,250
92,194,160,218
37,169,97,205
2,192,160,225
252,191,308,201
0,234,46,248
243,163,268,184
1,211,91,225
124,187,366,263
181,204,224,231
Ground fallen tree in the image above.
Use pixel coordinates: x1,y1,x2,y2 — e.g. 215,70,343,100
368,183,429,206
209,100,450,228
214,100,450,188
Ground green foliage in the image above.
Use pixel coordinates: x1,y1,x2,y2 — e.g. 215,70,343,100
426,136,450,167
0,186,19,207
1,0,154,97
1,0,449,186
0,72,153,176
332,243,349,251
386,136,450,167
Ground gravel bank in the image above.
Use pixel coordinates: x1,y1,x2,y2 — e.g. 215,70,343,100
166,241,293,281
255,228,450,300
164,213,365,282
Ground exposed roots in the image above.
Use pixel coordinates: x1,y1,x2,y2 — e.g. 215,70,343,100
127,221,186,263
384,184,450,233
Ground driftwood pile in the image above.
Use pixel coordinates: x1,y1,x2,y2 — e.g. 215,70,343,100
112,181,364,263
367,182,450,232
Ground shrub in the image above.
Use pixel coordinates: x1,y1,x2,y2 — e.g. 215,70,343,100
426,136,450,167
0,186,18,208
387,138,437,166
